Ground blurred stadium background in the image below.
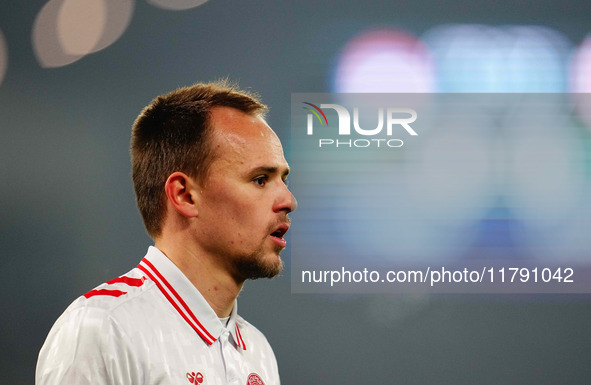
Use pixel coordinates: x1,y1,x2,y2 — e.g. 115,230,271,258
1,0,591,384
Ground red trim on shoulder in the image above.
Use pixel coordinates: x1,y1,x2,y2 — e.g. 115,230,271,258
138,259,217,345
235,324,247,350
107,276,146,287
84,289,127,299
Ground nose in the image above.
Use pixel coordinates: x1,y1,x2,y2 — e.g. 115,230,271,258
289,192,298,212
274,182,297,213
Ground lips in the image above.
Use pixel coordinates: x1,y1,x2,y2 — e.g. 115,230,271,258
271,224,289,238
270,222,290,247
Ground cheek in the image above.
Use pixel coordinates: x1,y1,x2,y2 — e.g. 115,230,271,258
202,185,254,223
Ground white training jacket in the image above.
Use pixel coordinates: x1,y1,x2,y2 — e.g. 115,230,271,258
36,246,280,385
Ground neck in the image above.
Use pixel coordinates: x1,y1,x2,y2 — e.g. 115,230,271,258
154,236,244,318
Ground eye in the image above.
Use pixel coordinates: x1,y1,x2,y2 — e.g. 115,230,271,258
253,175,268,187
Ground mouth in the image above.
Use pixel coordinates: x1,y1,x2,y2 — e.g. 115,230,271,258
270,223,290,247
270,226,288,238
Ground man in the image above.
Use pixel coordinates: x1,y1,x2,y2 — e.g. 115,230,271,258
36,81,296,385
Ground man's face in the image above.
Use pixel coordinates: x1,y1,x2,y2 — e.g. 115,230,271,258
194,106,296,281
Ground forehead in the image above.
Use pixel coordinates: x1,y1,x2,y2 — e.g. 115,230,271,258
207,106,287,170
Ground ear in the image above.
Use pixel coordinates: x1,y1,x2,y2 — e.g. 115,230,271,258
164,172,199,218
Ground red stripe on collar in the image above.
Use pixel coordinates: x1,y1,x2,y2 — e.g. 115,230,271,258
235,324,247,350
138,259,217,345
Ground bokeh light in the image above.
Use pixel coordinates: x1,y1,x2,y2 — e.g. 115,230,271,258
504,26,571,92
571,33,591,93
421,25,498,92
33,0,134,67
333,120,492,263
570,34,591,131
58,0,107,55
0,29,7,87
423,24,571,92
505,98,587,261
147,0,209,11
332,28,434,93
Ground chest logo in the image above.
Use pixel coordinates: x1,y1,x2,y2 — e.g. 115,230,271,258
186,371,204,384
247,373,264,385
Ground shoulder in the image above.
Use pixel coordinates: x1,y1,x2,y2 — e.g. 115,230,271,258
36,268,154,385
46,267,162,347
77,268,152,310
56,268,161,325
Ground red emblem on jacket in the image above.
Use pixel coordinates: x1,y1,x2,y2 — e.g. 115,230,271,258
247,373,264,385
187,371,204,384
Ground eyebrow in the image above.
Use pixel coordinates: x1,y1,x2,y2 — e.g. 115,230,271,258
251,166,290,178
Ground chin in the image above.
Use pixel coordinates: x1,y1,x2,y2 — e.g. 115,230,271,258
236,252,283,280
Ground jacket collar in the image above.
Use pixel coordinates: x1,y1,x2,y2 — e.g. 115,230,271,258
138,246,247,350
